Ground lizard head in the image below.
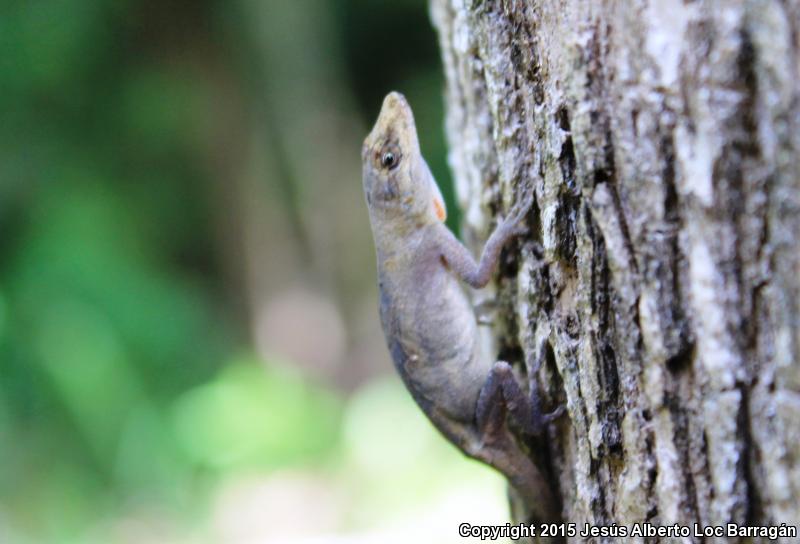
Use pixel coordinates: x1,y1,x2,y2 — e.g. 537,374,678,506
362,92,447,226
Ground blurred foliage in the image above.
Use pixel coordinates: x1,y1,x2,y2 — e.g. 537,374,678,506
0,0,475,542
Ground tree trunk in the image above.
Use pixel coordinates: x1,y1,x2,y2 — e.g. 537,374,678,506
430,0,800,539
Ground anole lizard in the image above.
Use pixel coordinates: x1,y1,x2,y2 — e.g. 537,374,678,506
362,92,564,523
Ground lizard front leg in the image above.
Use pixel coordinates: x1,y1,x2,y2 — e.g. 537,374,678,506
434,189,534,289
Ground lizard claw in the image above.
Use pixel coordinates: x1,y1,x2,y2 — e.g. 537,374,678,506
511,223,529,236
542,404,566,424
506,184,534,225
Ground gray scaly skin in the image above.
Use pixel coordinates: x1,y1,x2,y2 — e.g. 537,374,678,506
362,92,564,524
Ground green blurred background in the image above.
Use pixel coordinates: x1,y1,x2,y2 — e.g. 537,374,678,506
0,1,508,542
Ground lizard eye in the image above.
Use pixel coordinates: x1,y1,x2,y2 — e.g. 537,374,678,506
381,151,399,169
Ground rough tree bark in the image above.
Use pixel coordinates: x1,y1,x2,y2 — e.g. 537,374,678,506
430,0,800,540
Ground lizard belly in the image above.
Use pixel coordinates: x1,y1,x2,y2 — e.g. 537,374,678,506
384,269,489,422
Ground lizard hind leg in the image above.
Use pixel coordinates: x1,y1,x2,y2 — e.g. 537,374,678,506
476,361,541,440
475,361,565,526
476,358,564,442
